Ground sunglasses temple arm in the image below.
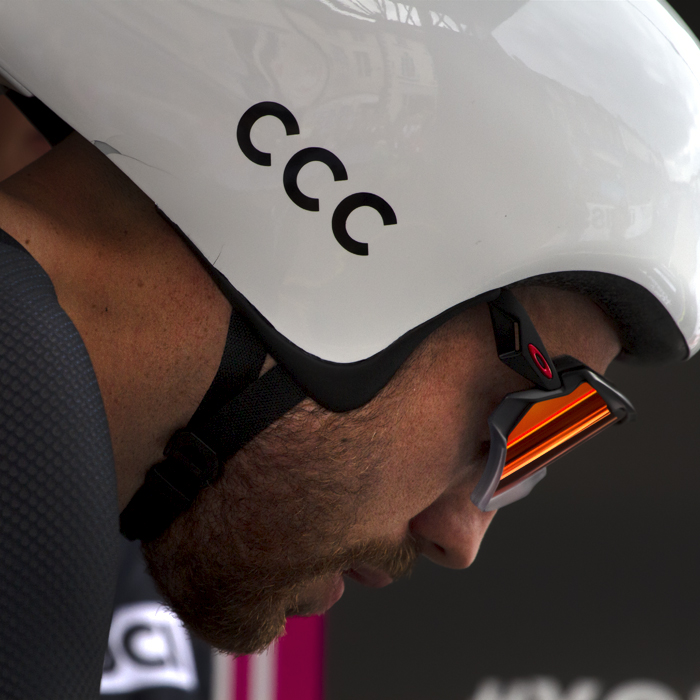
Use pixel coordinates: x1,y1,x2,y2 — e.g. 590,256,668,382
488,289,562,391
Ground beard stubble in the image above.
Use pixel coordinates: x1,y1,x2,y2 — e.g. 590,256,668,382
141,399,420,655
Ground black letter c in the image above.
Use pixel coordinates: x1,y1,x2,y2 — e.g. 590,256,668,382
283,147,349,211
332,193,397,256
237,102,300,166
124,624,168,667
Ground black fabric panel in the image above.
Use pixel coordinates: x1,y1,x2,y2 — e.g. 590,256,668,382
0,229,119,699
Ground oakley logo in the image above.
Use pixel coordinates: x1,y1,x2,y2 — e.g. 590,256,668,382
528,344,553,379
237,101,397,256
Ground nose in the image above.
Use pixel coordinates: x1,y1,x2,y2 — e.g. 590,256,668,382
409,486,497,569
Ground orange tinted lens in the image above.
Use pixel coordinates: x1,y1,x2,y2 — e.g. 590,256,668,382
495,382,617,496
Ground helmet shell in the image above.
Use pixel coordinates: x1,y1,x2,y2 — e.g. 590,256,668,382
1,0,699,366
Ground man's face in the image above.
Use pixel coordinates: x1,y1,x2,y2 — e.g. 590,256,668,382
143,287,620,655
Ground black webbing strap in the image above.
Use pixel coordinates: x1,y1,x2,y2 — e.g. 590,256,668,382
202,364,306,457
119,312,306,542
190,309,266,426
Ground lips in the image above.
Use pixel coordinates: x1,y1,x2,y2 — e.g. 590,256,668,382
300,573,345,616
299,565,393,617
327,574,345,609
344,564,393,589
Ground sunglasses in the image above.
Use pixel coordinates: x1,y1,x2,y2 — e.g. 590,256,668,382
470,289,635,511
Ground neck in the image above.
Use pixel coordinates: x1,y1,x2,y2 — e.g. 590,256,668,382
0,134,231,509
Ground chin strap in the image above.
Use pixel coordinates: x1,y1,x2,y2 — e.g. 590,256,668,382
119,310,306,542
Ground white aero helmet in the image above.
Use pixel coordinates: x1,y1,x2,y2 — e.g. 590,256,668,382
1,0,700,413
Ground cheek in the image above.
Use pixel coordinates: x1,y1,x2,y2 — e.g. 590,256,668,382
344,326,506,540
359,398,488,535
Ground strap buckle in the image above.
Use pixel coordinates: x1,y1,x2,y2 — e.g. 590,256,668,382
164,429,221,487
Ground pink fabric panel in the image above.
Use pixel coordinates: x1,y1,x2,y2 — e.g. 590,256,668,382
276,616,325,700
234,654,249,700
229,615,325,700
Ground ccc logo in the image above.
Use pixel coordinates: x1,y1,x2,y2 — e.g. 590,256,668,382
237,101,397,256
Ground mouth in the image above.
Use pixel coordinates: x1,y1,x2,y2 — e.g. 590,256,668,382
296,573,345,616
297,565,395,616
344,564,393,589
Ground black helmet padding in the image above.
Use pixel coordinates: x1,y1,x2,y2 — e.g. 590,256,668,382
516,271,688,365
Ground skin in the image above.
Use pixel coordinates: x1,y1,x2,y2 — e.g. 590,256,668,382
0,132,232,508
141,282,619,655
0,131,621,653
0,95,51,181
